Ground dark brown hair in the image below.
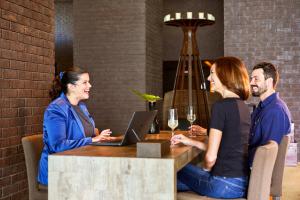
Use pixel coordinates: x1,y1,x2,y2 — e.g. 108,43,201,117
252,62,279,88
214,57,250,100
49,66,88,100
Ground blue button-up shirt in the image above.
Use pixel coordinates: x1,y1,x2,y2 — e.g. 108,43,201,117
248,92,291,166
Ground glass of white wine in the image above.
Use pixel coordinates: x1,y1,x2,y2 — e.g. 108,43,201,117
168,108,178,137
187,106,196,137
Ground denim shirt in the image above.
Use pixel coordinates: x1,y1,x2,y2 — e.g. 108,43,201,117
248,92,291,166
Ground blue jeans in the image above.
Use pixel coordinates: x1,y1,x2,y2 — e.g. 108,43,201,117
177,164,248,199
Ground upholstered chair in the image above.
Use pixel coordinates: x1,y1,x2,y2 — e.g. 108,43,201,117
270,135,290,200
22,134,48,200
177,141,278,200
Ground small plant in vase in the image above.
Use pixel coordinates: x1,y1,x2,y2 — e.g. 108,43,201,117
131,89,161,134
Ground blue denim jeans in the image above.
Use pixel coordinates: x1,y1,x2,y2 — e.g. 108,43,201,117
177,164,248,199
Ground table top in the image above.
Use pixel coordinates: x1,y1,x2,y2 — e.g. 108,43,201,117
164,18,215,27
54,131,206,159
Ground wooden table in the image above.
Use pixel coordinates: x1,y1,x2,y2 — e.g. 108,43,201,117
48,131,205,200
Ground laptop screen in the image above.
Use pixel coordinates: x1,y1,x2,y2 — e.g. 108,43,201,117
123,110,157,145
91,110,157,146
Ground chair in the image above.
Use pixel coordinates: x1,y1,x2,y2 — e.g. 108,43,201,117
177,141,278,200
22,134,48,200
270,135,290,200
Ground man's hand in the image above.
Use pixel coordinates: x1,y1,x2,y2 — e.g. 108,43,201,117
190,125,207,136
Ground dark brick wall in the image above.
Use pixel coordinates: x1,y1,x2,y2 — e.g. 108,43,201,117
73,0,163,133
163,0,224,61
0,0,55,199
146,0,163,118
55,0,73,69
146,0,163,96
224,0,300,160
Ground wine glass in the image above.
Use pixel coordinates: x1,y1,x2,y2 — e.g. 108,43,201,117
168,108,178,137
187,106,196,137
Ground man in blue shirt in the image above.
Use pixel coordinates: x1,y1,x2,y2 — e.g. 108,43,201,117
249,62,292,166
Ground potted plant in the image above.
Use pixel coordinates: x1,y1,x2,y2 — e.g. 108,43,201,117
131,89,161,134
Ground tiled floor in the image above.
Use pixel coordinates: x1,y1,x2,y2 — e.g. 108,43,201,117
282,163,300,200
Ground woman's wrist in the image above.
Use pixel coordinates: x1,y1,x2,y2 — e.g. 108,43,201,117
188,139,197,147
194,141,206,150
91,137,98,143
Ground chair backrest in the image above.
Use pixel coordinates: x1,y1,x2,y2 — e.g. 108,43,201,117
247,141,278,200
270,135,290,197
22,134,47,200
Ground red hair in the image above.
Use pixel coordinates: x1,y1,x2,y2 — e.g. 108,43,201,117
214,57,250,100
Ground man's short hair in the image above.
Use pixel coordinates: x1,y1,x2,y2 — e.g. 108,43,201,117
253,62,279,88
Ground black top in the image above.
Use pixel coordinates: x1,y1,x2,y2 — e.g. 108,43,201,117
72,105,94,137
210,98,250,177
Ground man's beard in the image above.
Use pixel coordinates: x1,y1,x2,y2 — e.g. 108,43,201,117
251,85,267,97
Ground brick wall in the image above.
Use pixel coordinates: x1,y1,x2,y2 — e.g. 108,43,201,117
146,0,163,118
55,0,73,70
224,0,300,160
73,0,163,133
0,0,55,199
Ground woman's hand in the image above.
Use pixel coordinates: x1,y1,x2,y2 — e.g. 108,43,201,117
92,129,113,142
170,134,194,146
190,125,207,136
171,133,207,150
100,129,112,136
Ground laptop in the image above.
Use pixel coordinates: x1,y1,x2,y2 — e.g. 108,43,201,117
91,110,157,146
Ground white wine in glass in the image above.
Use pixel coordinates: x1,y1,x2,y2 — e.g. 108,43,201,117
187,106,196,137
168,108,178,137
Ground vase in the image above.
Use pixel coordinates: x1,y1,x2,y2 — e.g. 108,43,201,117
148,101,160,134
